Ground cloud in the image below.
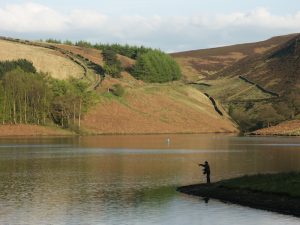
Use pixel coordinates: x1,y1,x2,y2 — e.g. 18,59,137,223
0,3,300,51
210,7,300,29
0,2,67,32
69,10,107,29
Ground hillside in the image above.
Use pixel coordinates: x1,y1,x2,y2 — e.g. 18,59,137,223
215,34,300,96
0,39,84,80
82,75,237,134
0,37,238,135
172,34,297,82
172,33,300,133
52,44,105,67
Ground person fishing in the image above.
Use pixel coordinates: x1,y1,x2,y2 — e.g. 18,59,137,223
199,161,211,184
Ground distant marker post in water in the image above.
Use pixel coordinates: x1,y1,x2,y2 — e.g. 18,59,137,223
166,138,170,146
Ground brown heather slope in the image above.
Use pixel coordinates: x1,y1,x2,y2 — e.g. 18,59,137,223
54,44,105,66
171,34,298,82
117,54,136,70
53,44,136,70
215,34,300,96
81,76,238,134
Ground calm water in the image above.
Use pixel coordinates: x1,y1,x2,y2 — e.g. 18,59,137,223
0,135,300,225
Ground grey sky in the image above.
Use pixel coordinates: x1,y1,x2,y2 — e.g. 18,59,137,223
0,1,300,52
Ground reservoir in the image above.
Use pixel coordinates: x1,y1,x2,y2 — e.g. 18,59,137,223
0,135,300,225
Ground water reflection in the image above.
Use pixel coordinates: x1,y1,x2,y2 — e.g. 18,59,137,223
0,135,300,224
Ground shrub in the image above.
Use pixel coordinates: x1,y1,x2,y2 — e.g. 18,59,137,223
104,64,122,78
111,84,125,97
75,40,93,48
45,39,62,44
63,40,73,45
94,43,152,59
132,50,182,83
102,49,122,78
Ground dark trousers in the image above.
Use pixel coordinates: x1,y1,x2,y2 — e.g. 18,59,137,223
206,173,211,184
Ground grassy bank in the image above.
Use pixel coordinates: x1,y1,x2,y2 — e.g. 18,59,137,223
220,173,300,197
177,173,300,217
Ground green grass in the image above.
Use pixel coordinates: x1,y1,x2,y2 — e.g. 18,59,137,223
195,77,271,103
100,92,122,102
220,173,300,198
101,91,127,102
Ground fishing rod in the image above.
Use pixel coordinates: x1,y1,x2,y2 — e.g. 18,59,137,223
186,159,199,165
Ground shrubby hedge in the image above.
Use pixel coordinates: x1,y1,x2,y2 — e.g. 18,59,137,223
0,59,36,79
44,38,152,60
102,49,122,78
111,84,125,97
95,43,152,59
132,50,182,83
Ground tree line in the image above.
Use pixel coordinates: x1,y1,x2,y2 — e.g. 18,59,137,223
95,43,152,59
43,39,153,59
0,60,97,130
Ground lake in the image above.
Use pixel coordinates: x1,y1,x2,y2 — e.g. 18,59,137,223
0,134,300,225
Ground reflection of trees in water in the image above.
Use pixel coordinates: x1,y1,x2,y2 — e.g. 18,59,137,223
95,186,176,211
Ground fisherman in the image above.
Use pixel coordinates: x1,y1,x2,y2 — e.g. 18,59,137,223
199,161,211,184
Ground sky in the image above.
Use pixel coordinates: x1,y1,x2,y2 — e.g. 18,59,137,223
1,0,300,52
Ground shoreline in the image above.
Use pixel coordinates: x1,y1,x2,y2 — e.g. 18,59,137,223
177,180,300,217
3,124,300,137
247,133,300,137
0,124,75,137
247,120,300,137
0,124,238,137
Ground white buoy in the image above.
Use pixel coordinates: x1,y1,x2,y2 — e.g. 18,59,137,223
166,138,170,145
